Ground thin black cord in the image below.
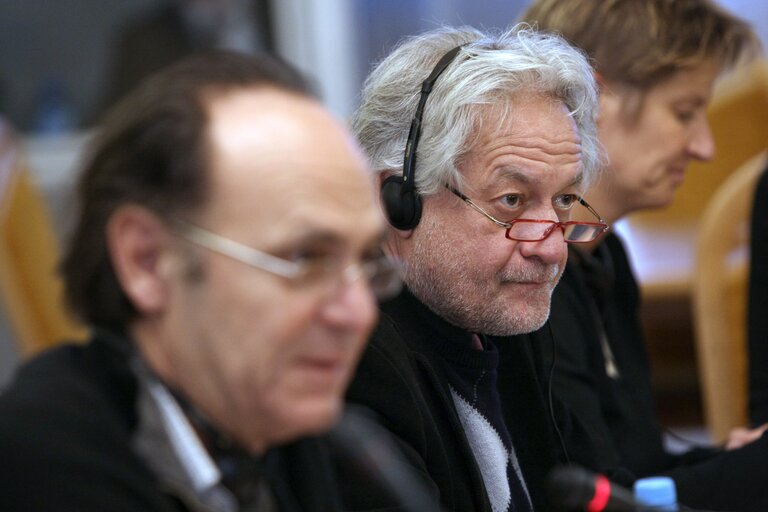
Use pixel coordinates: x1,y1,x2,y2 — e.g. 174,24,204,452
547,320,571,464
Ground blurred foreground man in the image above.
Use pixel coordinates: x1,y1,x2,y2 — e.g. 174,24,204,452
0,51,399,511
337,25,605,511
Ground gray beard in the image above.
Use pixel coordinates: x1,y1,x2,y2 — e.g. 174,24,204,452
404,237,561,336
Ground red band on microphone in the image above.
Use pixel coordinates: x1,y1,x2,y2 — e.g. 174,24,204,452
587,474,611,512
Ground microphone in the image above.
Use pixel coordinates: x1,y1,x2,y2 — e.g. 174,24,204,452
328,406,444,512
548,465,646,511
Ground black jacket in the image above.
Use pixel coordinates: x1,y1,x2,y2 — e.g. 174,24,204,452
337,288,565,511
0,331,342,512
749,165,768,425
547,234,693,476
548,233,768,511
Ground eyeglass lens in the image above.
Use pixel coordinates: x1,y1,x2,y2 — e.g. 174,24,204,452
562,223,604,243
364,259,404,300
507,221,604,243
306,257,403,301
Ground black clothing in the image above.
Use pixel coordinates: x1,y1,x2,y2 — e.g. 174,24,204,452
548,234,710,476
440,336,533,511
0,331,342,512
548,232,768,511
749,165,768,425
337,287,564,511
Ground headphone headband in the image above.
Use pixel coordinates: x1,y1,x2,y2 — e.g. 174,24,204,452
401,44,465,192
382,44,466,230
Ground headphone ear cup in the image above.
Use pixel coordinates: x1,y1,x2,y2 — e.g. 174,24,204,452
380,175,422,230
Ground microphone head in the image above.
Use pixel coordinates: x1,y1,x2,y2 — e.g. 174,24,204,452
328,406,444,512
548,465,602,511
547,465,640,512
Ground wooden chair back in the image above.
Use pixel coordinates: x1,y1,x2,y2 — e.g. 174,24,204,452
693,151,768,442
0,121,85,356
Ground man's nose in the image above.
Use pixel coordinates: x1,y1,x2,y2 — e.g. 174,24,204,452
517,222,568,266
321,275,379,334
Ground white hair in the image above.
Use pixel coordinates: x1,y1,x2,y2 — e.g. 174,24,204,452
352,23,602,195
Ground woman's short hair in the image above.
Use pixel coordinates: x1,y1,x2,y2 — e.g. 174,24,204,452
521,0,761,119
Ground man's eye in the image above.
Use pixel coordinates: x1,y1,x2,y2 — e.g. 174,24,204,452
286,251,337,280
500,194,521,209
361,246,386,264
675,110,695,124
288,249,319,263
286,248,334,268
554,194,578,210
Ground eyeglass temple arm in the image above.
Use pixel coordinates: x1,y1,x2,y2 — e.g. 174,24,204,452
445,184,511,228
577,197,609,229
174,220,303,278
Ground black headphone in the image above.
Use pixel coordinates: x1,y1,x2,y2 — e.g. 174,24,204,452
381,45,465,230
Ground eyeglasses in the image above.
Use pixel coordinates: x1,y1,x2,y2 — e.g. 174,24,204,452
446,185,609,243
173,220,403,300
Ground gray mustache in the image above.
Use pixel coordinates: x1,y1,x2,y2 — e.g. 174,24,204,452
499,264,560,284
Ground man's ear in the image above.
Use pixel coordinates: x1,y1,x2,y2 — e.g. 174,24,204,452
107,205,175,317
377,171,414,240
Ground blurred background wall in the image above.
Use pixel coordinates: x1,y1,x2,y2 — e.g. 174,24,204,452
1,0,765,130
0,0,541,131
0,0,766,390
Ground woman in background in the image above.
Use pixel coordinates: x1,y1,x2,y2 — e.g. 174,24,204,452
518,1,767,510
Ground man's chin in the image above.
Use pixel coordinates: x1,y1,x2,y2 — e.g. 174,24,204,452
496,297,552,335
267,400,342,447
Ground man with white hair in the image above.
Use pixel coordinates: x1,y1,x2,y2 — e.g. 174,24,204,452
338,25,605,511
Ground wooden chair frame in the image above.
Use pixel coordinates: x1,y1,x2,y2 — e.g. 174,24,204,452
693,150,768,442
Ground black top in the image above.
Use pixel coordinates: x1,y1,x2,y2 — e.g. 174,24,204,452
547,233,768,511
439,332,533,512
0,330,343,512
547,234,693,476
338,287,564,511
749,164,768,425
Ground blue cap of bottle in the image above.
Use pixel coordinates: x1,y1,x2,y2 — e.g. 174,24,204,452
633,476,678,510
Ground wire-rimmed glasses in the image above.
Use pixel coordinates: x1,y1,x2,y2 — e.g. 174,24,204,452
446,185,609,243
173,220,403,300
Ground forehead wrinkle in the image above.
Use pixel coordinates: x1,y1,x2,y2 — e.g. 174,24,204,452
471,154,583,199
490,166,584,186
503,135,582,158
478,132,581,162
465,97,583,194
478,140,582,183
522,136,581,152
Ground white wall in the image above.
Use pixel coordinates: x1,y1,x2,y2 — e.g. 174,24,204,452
271,0,358,120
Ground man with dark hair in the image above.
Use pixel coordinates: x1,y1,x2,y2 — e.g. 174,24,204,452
0,50,399,511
